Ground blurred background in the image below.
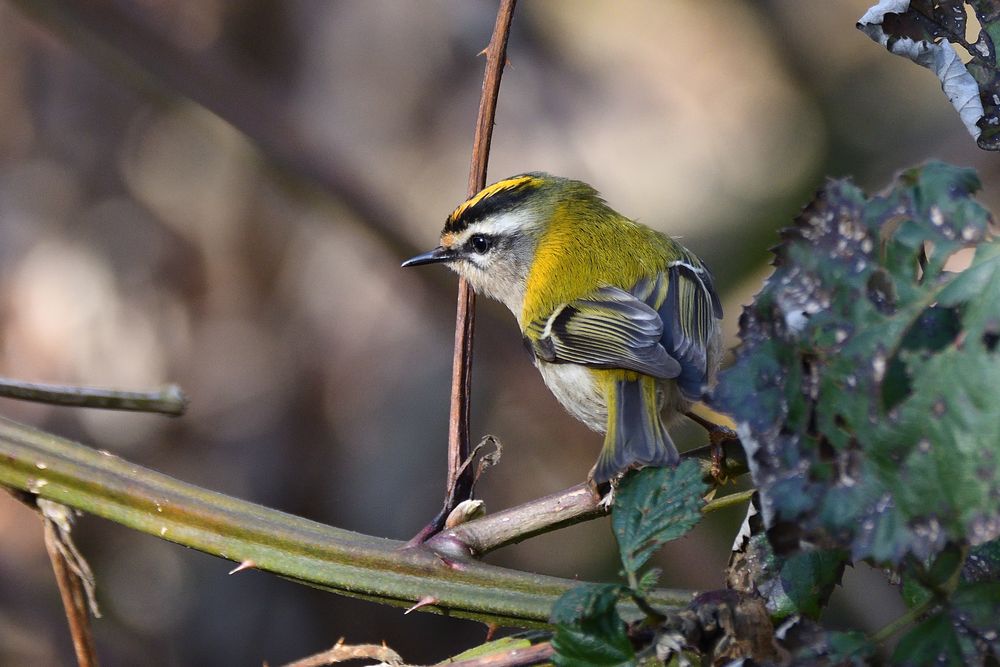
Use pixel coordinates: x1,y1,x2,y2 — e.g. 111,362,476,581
0,1,996,664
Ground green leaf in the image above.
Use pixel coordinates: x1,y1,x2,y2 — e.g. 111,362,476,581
550,584,625,626
776,619,873,666
963,539,1000,583
713,162,1000,568
780,549,848,619
901,576,933,609
551,626,635,667
550,584,634,667
636,568,661,593
825,631,875,665
900,543,965,610
611,461,707,577
895,580,1000,665
893,614,965,667
948,582,1000,660
731,531,846,620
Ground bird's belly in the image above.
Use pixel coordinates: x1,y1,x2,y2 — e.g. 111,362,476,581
535,362,607,432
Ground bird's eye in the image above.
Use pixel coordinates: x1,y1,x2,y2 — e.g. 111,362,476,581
469,234,492,254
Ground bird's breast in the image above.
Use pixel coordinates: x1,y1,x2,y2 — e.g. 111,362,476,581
535,361,607,432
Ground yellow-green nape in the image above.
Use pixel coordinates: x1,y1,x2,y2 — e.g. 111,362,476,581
444,174,546,234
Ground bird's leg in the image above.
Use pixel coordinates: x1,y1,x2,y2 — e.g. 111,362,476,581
685,410,738,482
597,483,616,510
586,470,625,511
585,470,616,509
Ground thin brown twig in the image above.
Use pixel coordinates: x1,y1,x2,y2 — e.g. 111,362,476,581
451,0,518,504
413,0,518,544
40,502,100,667
428,436,749,557
0,377,187,416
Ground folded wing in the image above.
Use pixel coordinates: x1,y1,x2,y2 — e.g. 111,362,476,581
524,285,682,380
525,257,721,400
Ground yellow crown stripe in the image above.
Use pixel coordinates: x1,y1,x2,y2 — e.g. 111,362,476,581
448,175,542,224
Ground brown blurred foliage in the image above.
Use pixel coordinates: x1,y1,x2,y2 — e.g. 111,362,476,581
0,1,997,664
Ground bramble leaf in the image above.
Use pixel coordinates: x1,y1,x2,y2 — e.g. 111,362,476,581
963,539,1000,583
549,584,634,667
780,622,873,667
550,627,635,667
893,584,1000,667
549,583,625,627
729,528,847,620
611,460,707,577
893,614,965,666
713,162,1000,568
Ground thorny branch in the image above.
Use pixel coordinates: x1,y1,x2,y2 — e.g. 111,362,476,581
427,434,747,558
411,0,519,544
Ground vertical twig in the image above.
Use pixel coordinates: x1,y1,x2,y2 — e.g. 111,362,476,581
44,521,100,667
452,0,518,498
411,0,518,544
23,497,101,667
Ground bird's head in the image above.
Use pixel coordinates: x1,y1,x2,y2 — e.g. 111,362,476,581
402,172,575,311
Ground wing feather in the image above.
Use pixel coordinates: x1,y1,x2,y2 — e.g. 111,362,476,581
526,286,682,379
524,254,722,397
657,259,722,399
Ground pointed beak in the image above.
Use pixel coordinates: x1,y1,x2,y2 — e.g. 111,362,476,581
401,246,457,268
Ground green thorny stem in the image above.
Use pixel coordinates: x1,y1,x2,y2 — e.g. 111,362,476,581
0,416,695,627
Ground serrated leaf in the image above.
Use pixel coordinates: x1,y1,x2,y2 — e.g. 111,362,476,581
893,614,965,667
825,631,875,664
893,582,1000,664
780,549,848,619
712,162,1000,568
549,583,625,626
611,461,707,577
551,626,635,667
550,584,634,667
890,587,1000,667
636,567,661,593
768,617,873,666
901,576,934,609
729,531,846,620
948,582,1000,660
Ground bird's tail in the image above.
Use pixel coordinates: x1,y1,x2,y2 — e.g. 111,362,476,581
591,376,680,484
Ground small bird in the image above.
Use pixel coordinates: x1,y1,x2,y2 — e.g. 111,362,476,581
403,173,723,485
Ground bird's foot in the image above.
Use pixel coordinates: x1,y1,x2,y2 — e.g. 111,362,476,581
709,424,738,481
686,410,739,484
597,484,616,510
586,475,616,510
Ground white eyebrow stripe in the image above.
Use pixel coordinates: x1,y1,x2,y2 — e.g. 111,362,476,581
454,209,538,244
